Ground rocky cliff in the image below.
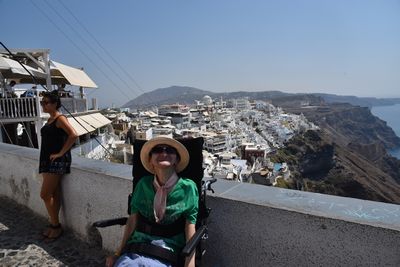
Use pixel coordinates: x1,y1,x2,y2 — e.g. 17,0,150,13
274,104,400,204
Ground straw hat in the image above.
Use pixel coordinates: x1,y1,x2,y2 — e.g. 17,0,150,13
140,136,190,174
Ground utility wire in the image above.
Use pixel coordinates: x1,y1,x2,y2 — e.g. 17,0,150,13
0,94,35,147
56,0,145,92
56,0,155,105
30,0,135,102
43,0,143,100
0,120,14,144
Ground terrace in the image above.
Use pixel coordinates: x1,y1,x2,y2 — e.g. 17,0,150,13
1,142,399,266
0,48,112,148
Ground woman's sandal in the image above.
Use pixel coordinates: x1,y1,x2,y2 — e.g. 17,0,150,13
43,224,63,243
41,224,53,237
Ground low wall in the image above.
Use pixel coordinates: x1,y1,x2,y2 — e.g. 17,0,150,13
0,142,132,251
1,143,400,266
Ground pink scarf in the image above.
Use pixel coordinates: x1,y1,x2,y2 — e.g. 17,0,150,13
153,172,179,223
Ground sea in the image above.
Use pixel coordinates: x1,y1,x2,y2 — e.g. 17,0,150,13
371,104,400,159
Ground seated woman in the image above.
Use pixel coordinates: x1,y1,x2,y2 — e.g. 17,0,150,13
106,136,198,267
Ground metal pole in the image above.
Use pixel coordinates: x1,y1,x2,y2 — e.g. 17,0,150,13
42,51,52,91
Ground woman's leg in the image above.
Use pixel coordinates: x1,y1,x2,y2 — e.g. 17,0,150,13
40,173,63,238
53,182,62,221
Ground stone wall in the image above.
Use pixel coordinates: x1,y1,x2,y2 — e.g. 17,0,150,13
1,143,400,266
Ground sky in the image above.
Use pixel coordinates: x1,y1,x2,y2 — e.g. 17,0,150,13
1,0,400,107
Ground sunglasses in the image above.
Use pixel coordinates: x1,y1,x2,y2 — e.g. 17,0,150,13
150,145,177,155
40,100,53,106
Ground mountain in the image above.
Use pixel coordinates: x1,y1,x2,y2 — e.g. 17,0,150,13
122,86,400,108
122,86,213,108
122,86,295,109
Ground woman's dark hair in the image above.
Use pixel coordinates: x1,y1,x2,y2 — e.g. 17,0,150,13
42,91,61,109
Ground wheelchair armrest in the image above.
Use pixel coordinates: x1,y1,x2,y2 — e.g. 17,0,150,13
181,225,207,257
92,217,128,228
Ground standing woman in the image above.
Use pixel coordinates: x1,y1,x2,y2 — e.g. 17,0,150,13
39,90,78,241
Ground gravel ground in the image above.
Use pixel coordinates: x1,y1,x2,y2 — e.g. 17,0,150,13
0,196,107,267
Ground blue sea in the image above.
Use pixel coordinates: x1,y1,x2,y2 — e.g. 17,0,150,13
371,104,400,159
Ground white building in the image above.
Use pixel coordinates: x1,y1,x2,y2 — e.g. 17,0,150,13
234,98,250,110
135,128,153,140
203,133,227,154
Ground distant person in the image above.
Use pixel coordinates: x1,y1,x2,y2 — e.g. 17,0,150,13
58,84,66,91
106,136,198,267
39,91,78,242
57,84,70,97
21,85,37,98
5,80,17,98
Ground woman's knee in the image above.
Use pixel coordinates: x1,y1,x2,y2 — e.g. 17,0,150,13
40,190,53,201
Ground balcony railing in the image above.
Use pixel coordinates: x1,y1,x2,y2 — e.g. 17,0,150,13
0,97,88,120
0,97,39,119
60,98,87,114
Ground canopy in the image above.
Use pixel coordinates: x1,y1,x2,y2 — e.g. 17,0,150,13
67,112,111,136
50,61,97,88
0,56,47,80
0,55,98,88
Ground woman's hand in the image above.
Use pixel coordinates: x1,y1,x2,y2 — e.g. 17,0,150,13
105,255,117,267
106,215,137,267
49,153,63,162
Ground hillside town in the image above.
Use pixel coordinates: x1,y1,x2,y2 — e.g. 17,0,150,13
97,95,319,187
0,48,316,189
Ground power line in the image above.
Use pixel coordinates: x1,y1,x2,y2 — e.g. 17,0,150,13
56,0,146,94
43,0,144,101
56,0,157,106
0,120,14,144
30,0,135,102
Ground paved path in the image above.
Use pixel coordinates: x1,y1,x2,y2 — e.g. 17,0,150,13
0,197,107,267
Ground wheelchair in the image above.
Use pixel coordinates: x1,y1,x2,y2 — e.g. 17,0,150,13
93,137,216,267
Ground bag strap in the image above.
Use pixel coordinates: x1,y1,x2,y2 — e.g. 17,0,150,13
136,212,186,238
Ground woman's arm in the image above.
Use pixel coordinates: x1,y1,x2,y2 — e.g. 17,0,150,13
50,115,78,161
184,221,196,267
116,214,137,255
105,214,138,267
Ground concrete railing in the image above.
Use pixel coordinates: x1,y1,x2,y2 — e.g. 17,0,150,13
1,142,400,266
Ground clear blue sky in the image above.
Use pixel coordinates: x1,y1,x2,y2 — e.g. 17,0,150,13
1,0,400,107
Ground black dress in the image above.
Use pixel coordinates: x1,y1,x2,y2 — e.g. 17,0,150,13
39,115,72,174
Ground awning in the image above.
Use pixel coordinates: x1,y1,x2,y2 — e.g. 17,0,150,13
50,61,97,88
89,112,113,126
0,56,47,79
68,112,111,136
